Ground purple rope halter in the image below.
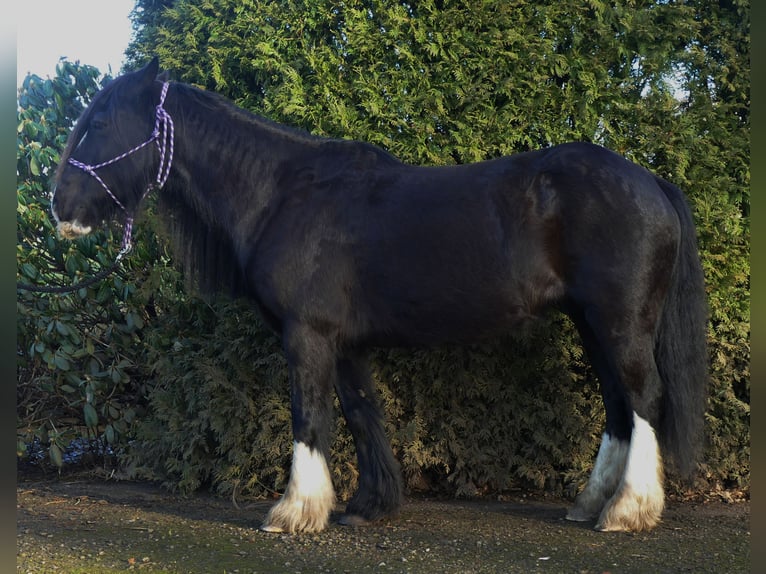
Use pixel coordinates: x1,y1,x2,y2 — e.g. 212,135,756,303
68,82,174,259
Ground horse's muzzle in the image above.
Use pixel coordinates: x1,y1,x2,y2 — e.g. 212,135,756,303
56,220,92,240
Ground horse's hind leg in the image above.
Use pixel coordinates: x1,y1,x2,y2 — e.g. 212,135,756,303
335,353,402,525
565,313,632,522
567,308,665,532
260,324,337,534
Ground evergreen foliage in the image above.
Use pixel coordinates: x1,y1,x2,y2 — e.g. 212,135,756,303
18,0,748,499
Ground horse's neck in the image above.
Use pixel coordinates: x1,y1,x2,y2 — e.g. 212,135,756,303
168,100,310,244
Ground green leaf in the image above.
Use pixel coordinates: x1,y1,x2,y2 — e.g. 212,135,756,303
53,353,70,371
83,403,98,428
105,424,115,444
29,155,40,176
49,443,63,468
21,263,38,279
55,320,70,336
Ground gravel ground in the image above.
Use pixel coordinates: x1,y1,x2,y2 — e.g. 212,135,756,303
17,478,749,573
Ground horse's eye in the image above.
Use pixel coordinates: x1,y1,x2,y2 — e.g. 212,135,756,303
90,111,109,131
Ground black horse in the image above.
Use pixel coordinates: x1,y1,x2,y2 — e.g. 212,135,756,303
52,59,707,534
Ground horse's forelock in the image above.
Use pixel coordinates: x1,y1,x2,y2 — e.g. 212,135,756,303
56,82,112,180
56,74,143,180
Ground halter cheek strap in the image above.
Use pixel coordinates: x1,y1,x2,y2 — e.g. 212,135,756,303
67,81,175,258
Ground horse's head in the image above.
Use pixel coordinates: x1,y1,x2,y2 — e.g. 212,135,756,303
52,57,170,240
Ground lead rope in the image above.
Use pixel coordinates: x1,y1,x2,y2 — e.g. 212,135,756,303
17,82,174,294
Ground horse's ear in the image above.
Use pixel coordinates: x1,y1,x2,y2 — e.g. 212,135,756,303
136,57,160,87
157,70,171,82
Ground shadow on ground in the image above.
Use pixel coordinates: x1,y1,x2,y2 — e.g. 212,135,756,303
17,478,749,573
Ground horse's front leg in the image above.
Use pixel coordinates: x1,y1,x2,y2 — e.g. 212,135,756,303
260,325,337,534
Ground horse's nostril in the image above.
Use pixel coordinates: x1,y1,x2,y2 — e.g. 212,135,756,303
57,220,92,239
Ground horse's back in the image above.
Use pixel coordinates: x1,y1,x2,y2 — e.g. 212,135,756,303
248,141,680,347
315,150,558,344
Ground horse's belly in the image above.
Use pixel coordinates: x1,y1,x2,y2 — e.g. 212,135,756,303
358,273,549,347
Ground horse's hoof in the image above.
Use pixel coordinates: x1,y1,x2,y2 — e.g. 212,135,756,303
259,523,285,533
594,522,620,532
338,513,373,527
565,507,597,522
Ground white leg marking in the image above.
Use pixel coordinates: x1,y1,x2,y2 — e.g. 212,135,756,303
261,441,335,533
597,413,664,532
567,432,629,521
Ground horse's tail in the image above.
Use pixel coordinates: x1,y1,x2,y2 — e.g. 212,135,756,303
654,177,708,478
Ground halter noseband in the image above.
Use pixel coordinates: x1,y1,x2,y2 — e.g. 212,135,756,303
67,81,174,258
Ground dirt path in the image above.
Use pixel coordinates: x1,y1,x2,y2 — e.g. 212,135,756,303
17,478,749,573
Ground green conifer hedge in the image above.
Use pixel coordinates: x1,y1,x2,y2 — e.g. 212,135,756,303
18,0,748,500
